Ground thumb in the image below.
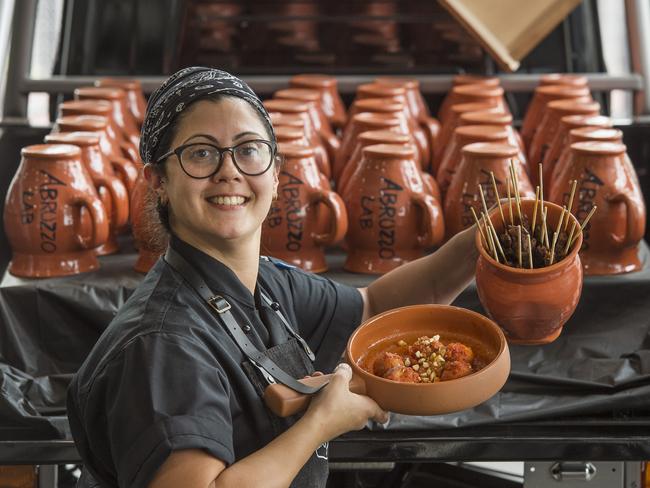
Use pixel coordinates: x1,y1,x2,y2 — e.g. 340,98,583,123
333,363,352,384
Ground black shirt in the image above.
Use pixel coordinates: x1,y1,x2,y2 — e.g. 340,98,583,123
67,236,364,487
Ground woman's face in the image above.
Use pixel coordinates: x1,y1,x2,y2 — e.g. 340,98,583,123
157,97,278,250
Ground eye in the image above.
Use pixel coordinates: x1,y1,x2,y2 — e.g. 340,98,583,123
184,144,217,162
237,142,261,158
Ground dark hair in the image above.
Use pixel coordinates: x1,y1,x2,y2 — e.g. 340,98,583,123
150,94,279,233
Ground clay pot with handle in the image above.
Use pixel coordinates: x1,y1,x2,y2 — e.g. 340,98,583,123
549,141,646,275
342,144,444,274
438,75,501,123
444,143,534,239
4,144,109,277
540,73,588,87
289,74,347,129
262,144,347,273
476,200,583,344
459,110,526,158
44,132,129,255
521,84,592,153
95,78,147,128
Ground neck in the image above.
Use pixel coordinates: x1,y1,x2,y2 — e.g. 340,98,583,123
174,230,261,294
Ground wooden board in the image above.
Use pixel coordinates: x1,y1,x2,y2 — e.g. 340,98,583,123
439,0,583,72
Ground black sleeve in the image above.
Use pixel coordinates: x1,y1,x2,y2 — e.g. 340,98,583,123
83,332,234,488
284,268,364,372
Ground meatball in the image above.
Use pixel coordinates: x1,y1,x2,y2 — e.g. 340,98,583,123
373,352,405,377
383,366,421,383
444,342,475,364
441,360,473,381
407,336,444,362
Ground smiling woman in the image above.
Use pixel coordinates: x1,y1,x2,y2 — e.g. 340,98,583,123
67,67,480,488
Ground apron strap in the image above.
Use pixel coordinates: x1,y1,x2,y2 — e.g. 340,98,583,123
164,247,326,396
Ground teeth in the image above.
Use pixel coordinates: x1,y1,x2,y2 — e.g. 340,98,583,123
212,196,246,206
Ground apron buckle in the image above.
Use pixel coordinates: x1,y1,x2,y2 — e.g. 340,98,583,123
208,295,231,313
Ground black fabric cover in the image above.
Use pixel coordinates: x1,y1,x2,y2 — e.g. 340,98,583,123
1,244,649,438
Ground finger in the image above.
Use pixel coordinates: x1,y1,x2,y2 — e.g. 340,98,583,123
312,371,324,376
370,404,390,425
332,363,352,384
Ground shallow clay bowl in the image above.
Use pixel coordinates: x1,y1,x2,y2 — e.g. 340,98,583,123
265,304,510,416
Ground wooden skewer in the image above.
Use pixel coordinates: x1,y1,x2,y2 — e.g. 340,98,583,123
541,207,550,248
478,184,491,220
509,160,523,224
564,179,578,231
490,171,507,228
564,219,577,255
484,214,499,261
488,221,508,263
538,163,544,206
527,233,533,269
470,206,488,248
555,206,567,240
569,205,598,248
531,185,540,234
506,177,514,225
517,225,522,268
549,231,559,265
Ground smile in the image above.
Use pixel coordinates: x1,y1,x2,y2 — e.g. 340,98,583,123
207,195,249,206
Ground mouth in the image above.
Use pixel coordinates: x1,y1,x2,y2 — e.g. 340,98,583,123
206,195,251,207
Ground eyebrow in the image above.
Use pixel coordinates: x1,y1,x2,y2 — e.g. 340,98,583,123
182,131,265,145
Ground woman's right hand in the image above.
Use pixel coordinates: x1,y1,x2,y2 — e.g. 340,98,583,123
303,363,389,442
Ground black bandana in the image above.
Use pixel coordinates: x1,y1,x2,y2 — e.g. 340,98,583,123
139,66,275,165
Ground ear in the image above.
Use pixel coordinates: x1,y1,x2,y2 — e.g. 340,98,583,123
144,163,167,200
272,164,279,199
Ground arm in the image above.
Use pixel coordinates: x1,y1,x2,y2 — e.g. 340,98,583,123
149,365,387,488
359,225,478,321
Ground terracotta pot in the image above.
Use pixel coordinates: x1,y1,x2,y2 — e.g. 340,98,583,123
334,112,408,183
273,87,339,161
264,304,510,417
44,132,129,255
433,101,501,174
130,169,169,273
521,84,592,156
289,74,347,129
339,130,440,202
527,99,600,184
74,87,141,148
4,144,109,277
540,73,588,87
440,84,509,126
550,127,623,193
444,143,534,238
541,115,612,190
55,115,139,198
459,110,525,155
437,125,511,196
476,199,583,344
342,144,444,274
95,78,148,128
438,75,500,123
375,76,431,122
262,144,347,273
549,141,646,275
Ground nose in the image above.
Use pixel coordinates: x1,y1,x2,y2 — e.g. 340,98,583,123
212,150,242,181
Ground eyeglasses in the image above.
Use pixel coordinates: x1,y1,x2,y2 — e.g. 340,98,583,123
157,139,276,178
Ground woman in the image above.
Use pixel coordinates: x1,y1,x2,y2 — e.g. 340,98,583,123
67,67,478,488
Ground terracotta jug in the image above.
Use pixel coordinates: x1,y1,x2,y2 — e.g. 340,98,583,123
44,132,129,255
375,76,431,122
459,110,525,155
55,115,138,198
527,99,600,183
96,78,147,128
521,85,592,158
438,75,500,123
549,141,645,275
270,113,329,178
339,130,440,202
476,199,583,344
444,142,534,238
437,125,511,196
541,114,612,189
540,73,588,87
74,87,141,147
273,88,339,161
289,74,347,129
550,127,623,194
130,169,168,273
342,144,444,274
4,144,109,277
262,144,347,273
442,84,509,122
334,112,408,183
433,101,501,174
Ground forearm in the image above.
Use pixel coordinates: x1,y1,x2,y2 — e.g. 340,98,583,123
214,414,324,488
364,226,478,318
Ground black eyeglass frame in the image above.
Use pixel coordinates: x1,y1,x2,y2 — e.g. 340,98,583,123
156,139,277,178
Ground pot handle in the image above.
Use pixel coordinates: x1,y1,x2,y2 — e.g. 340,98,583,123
119,140,141,166
421,117,440,171
311,190,348,246
420,172,442,203
72,194,110,250
608,191,646,247
110,156,139,196
95,174,130,229
264,373,367,417
412,193,445,248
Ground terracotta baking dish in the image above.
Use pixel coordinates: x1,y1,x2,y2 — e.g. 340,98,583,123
264,304,510,417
